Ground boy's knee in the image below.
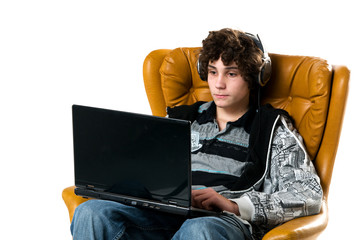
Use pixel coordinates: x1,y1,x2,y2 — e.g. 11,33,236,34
73,200,108,223
174,217,226,239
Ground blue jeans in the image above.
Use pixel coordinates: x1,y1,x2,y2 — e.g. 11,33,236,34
71,200,252,240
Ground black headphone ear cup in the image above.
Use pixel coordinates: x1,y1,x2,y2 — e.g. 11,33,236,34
197,55,207,81
246,33,272,87
197,58,202,79
259,57,272,87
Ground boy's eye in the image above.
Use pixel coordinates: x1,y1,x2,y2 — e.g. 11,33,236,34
228,72,237,77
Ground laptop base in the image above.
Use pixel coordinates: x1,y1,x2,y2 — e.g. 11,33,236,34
75,187,221,218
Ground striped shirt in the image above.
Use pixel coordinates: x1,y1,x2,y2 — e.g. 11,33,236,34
191,101,256,192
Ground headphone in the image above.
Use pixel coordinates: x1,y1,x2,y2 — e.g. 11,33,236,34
197,32,272,87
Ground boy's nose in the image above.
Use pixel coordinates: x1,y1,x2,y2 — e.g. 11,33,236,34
215,74,226,89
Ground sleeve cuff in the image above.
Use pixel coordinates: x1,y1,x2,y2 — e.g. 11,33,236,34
231,195,255,221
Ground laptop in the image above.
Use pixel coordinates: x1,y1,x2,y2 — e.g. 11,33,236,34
72,104,220,217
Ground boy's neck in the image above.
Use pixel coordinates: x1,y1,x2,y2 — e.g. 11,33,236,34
215,105,249,131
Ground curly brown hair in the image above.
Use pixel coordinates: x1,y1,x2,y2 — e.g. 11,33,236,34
198,28,264,105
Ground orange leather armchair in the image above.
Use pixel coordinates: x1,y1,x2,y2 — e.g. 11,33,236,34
62,47,350,239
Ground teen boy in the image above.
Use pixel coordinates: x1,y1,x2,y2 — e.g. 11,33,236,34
71,28,322,240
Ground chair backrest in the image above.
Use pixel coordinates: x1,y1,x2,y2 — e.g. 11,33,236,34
143,47,350,198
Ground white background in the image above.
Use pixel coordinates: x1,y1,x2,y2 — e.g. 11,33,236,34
1,0,359,239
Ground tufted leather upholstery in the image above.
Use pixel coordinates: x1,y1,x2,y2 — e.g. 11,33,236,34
62,47,349,240
142,47,350,239
159,48,213,107
154,48,332,161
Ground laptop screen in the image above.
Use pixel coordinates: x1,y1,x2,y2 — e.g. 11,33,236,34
72,105,192,207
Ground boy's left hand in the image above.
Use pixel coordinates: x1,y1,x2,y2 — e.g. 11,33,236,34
191,188,240,215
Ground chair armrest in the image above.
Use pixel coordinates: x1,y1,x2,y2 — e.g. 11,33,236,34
62,186,90,222
262,200,328,240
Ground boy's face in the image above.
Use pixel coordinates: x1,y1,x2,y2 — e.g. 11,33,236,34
207,58,250,113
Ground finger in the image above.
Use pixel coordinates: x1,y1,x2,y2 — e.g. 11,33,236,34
199,198,216,211
193,190,220,210
198,193,228,211
192,190,213,203
192,188,216,199
191,192,205,208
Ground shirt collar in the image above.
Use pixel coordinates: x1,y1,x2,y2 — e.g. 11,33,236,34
197,101,256,134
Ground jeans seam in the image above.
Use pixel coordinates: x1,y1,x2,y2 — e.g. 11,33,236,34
112,225,126,240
